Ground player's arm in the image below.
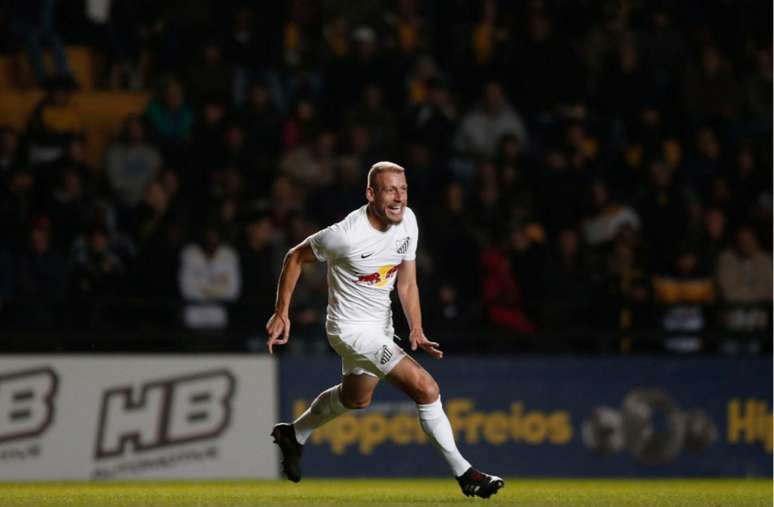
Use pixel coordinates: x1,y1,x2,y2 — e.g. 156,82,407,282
265,242,317,354
397,260,443,359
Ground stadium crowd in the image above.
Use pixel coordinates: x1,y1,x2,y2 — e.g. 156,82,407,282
0,0,771,354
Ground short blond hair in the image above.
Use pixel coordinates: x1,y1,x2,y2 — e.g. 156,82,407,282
367,161,405,189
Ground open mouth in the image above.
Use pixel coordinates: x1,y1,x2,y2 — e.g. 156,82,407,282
387,205,403,215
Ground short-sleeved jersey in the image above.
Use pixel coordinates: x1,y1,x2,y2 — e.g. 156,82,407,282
305,204,418,331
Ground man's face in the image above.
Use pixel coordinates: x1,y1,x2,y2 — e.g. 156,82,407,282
367,171,407,224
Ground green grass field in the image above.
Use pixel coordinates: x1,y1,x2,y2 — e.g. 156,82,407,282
0,479,770,506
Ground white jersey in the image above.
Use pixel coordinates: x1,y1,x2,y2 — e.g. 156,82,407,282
305,204,418,332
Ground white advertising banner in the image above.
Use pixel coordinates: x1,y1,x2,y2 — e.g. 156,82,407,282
0,355,278,481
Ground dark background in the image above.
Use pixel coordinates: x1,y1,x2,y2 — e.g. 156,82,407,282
0,0,770,355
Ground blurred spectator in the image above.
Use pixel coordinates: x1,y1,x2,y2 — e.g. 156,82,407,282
0,126,22,177
105,0,146,89
26,77,82,165
404,54,443,106
682,45,740,121
743,48,772,132
692,207,729,272
542,227,594,332
178,224,240,330
278,213,327,352
383,0,428,59
506,222,546,326
426,181,481,305
105,115,163,210
401,143,437,214
685,126,723,195
582,2,635,77
46,167,98,251
601,232,652,334
470,162,504,239
9,0,73,85
185,40,233,105
728,142,770,225
282,98,320,150
67,224,126,327
345,84,397,152
239,81,283,165
235,213,281,330
221,3,284,105
636,161,691,271
641,8,687,101
404,78,457,156
716,226,772,331
583,180,640,246
306,155,364,224
653,248,715,353
282,0,322,70
515,11,585,114
323,15,351,61
535,146,587,235
470,0,509,68
144,78,194,157
130,179,183,312
325,25,398,116
598,42,654,123
280,130,336,189
0,170,37,245
62,137,110,200
454,80,527,159
0,246,13,319
13,217,67,326
480,247,536,334
219,122,252,173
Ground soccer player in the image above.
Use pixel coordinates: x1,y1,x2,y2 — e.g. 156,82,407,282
266,161,504,498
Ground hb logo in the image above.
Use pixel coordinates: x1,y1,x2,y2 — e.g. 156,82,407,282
0,367,58,443
95,369,235,459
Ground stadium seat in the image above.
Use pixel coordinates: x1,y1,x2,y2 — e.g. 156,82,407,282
0,91,149,164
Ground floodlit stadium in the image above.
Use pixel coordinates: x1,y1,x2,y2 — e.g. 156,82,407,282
0,0,771,506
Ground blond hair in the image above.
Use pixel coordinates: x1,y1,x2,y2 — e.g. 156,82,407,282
367,161,405,189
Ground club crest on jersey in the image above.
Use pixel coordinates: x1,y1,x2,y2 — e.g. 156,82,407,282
379,345,393,365
396,237,410,254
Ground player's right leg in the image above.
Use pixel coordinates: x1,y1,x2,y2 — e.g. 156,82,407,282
272,373,378,482
387,356,505,498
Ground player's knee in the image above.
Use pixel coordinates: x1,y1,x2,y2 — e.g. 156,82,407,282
416,377,440,404
341,394,372,409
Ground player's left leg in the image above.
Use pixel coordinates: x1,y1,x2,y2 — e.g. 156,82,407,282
386,356,504,498
272,373,379,482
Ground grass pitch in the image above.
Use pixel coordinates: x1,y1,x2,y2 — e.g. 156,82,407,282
0,479,770,506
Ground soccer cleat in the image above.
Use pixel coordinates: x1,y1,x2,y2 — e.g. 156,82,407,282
456,467,505,499
271,423,303,482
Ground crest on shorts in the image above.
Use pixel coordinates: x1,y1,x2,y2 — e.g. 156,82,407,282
379,345,393,365
396,237,410,255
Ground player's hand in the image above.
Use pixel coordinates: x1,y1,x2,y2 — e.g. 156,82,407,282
266,312,290,354
409,328,443,359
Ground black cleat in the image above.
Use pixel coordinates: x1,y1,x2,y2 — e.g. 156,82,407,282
456,467,505,499
271,423,303,482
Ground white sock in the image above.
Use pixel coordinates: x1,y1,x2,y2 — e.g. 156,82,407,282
293,384,349,445
417,396,471,476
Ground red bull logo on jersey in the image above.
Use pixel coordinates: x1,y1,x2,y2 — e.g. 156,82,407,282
355,264,399,288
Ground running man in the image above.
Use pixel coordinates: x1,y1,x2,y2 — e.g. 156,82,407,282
266,161,504,498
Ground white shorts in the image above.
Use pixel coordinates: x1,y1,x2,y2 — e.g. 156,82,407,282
327,326,406,378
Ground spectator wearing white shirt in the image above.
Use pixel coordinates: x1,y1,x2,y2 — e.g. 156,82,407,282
105,115,162,209
453,80,528,160
178,225,240,329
